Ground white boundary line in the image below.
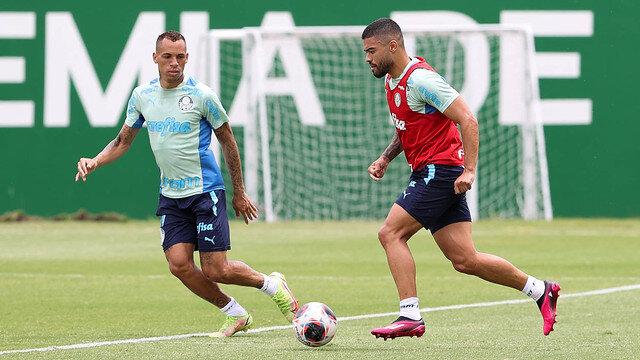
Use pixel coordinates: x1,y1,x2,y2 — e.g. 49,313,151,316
2,284,639,356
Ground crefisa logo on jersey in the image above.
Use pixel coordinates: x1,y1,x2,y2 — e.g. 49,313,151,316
391,112,406,130
178,95,194,111
394,92,401,108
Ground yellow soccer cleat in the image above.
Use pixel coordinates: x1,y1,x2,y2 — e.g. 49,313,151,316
210,313,253,338
269,272,299,322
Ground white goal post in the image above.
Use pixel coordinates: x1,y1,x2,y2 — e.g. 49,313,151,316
195,24,553,222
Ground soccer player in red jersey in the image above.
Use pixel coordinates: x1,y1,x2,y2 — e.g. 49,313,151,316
362,18,560,339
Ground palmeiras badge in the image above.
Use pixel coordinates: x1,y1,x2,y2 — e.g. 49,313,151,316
394,92,401,107
178,95,194,111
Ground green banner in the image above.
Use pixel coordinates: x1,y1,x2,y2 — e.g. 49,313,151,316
0,0,637,218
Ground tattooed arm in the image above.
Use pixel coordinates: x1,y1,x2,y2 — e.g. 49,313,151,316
381,132,403,162
368,132,403,181
214,123,258,224
75,124,139,181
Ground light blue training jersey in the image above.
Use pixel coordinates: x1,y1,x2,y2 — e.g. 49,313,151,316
124,76,229,199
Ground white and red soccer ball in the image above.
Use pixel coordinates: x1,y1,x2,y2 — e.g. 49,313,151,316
292,302,337,347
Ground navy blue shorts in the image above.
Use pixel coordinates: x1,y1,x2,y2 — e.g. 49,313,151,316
395,164,472,234
156,189,231,252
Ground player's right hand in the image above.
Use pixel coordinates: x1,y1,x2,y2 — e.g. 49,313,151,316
368,156,389,181
75,158,98,182
232,191,259,224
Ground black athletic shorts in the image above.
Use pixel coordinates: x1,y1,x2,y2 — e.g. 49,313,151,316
156,189,231,252
395,164,472,234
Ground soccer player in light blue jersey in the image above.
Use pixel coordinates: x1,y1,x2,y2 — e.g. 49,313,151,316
75,31,298,337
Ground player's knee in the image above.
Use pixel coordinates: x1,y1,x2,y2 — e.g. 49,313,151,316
168,260,195,279
451,256,478,275
378,224,409,249
377,226,394,248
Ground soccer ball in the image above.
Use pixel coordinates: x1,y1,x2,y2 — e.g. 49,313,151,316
292,302,337,347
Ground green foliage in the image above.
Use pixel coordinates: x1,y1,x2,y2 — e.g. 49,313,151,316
0,209,128,222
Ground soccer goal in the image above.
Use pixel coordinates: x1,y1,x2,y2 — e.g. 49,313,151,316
195,25,553,222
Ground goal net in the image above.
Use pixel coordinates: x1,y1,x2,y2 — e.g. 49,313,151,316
197,25,552,222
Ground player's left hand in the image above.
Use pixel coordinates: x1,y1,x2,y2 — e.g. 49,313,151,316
232,191,259,224
454,169,475,194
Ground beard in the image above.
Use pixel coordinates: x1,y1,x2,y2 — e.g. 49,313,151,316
371,58,392,78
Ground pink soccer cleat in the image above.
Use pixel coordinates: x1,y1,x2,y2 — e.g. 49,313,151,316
537,281,561,336
371,317,426,340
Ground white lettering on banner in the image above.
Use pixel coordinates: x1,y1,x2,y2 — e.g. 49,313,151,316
0,58,26,83
44,12,163,127
180,12,209,77
535,53,581,78
497,29,529,125
501,11,594,125
0,12,35,127
0,10,595,128
0,101,34,127
0,12,36,38
228,11,325,126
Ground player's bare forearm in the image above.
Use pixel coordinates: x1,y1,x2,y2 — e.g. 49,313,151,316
76,124,138,181
215,123,258,223
369,132,401,181
459,119,479,172
214,123,245,194
444,97,478,172
381,133,403,163
94,125,139,168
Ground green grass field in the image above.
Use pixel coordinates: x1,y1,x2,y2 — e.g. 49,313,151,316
1,219,639,359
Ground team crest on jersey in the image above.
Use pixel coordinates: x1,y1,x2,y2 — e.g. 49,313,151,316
394,92,401,107
178,95,194,111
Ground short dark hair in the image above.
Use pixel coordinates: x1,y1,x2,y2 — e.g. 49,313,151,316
156,31,186,49
361,18,404,45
